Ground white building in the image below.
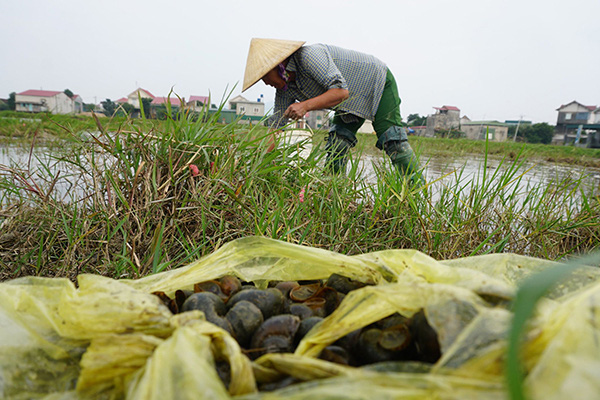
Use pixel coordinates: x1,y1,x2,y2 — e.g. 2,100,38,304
15,90,77,114
229,94,265,124
115,88,155,109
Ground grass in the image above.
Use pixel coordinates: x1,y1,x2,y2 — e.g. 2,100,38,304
1,107,599,398
0,106,599,280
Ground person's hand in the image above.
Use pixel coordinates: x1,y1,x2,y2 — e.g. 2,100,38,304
284,102,308,120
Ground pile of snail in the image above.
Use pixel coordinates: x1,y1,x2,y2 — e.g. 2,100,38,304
153,274,440,389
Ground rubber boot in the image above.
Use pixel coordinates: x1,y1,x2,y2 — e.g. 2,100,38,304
325,133,353,174
384,140,425,186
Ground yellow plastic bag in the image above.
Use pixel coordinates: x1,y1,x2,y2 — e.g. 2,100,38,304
1,237,599,399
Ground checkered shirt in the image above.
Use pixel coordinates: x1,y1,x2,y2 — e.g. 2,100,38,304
269,44,388,129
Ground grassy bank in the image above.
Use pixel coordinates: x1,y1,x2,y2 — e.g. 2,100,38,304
2,111,600,166
1,107,599,281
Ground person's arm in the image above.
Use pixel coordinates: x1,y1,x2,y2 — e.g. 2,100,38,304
283,88,349,120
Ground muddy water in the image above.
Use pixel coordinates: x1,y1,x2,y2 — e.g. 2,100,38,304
0,144,90,202
2,138,600,203
284,131,600,201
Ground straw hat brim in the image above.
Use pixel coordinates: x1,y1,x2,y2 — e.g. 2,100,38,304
243,38,306,92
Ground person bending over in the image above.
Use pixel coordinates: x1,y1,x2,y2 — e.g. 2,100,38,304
242,38,424,184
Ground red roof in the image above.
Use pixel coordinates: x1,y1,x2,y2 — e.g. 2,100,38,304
556,101,597,111
128,88,155,99
18,89,62,97
151,97,184,106
434,105,460,111
115,97,128,103
188,95,210,104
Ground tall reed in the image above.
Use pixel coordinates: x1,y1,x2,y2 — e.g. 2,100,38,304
0,101,599,280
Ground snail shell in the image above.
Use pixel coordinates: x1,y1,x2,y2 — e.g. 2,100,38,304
325,274,367,294
225,300,264,348
273,281,300,298
355,328,396,365
289,303,314,320
219,276,242,298
294,316,323,346
181,292,232,333
410,309,441,363
228,288,284,319
250,314,301,359
319,345,350,365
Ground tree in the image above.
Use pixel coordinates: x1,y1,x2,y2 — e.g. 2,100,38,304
120,103,135,115
64,89,74,99
140,98,152,118
8,92,16,111
101,99,116,117
520,123,555,144
406,113,427,126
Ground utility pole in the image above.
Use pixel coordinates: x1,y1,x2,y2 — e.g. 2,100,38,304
513,115,523,142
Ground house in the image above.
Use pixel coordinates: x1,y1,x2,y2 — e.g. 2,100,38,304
305,110,330,130
425,105,461,137
15,90,77,114
72,94,84,113
555,101,600,147
556,101,597,131
187,95,214,112
229,94,265,124
408,126,427,135
116,88,155,109
151,96,184,108
461,120,509,142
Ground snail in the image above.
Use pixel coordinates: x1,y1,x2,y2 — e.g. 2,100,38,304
181,292,232,334
273,281,300,298
325,273,367,294
289,303,314,320
410,310,441,363
228,288,285,319
294,316,323,346
319,345,350,365
225,300,264,348
250,314,301,359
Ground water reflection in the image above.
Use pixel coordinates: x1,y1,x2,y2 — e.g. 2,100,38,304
283,131,600,202
2,138,600,205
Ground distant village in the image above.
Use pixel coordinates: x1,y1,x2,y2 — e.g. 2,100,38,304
3,88,599,148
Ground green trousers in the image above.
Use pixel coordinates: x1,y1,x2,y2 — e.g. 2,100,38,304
326,69,424,183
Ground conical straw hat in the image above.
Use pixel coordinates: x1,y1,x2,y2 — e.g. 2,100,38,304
242,38,305,92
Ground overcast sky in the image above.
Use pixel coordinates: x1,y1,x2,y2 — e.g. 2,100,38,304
1,0,598,124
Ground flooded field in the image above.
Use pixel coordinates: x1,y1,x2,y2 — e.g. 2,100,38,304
2,135,600,204
284,130,600,198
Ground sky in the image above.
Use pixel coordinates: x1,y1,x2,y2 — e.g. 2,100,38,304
1,0,599,124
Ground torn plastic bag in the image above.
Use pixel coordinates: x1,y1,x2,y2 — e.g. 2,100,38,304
1,236,599,399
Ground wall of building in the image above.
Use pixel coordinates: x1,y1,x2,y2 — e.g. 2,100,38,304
425,110,460,136
16,93,73,114
306,110,329,130
461,123,509,142
236,101,264,117
556,103,594,125
126,90,154,108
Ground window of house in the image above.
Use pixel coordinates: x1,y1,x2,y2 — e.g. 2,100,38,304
239,106,245,113
576,112,589,120
565,113,572,120
316,115,322,120
254,107,259,113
